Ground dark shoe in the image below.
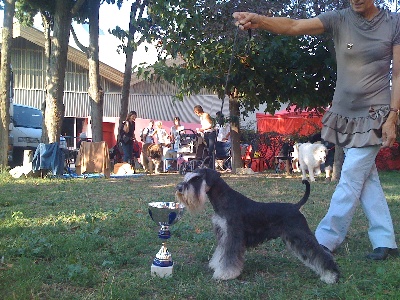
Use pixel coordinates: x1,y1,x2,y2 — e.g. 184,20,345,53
366,247,399,260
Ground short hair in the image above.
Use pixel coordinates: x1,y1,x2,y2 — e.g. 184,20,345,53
194,105,204,113
174,116,180,122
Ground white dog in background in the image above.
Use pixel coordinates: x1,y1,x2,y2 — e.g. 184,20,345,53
291,143,301,172
298,142,327,182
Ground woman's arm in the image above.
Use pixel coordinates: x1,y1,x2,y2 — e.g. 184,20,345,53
123,121,129,133
232,12,325,36
382,45,400,147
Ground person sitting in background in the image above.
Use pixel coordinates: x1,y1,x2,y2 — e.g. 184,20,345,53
142,120,155,144
153,121,170,146
170,116,185,150
275,138,294,173
216,111,231,144
215,112,231,170
162,117,184,171
77,132,88,149
153,121,173,170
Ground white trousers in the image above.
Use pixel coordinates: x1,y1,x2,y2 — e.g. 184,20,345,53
315,145,397,251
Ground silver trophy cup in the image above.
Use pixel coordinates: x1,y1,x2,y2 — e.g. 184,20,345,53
148,201,185,277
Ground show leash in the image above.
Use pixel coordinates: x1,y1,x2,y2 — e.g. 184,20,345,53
220,27,251,113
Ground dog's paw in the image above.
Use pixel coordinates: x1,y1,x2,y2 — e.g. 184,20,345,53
212,268,241,280
320,270,340,284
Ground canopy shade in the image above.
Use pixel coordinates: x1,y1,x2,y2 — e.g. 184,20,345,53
256,106,324,136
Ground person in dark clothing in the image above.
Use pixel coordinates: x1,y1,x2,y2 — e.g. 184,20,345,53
120,111,137,163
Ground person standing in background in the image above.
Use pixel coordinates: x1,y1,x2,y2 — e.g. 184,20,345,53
120,111,137,164
194,105,216,169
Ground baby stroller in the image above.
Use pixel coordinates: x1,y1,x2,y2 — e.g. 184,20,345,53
110,140,142,169
215,141,231,171
109,143,123,164
177,129,209,175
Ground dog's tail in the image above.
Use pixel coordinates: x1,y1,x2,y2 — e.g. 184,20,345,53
296,180,310,208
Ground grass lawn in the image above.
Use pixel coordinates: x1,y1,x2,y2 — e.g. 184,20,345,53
0,170,399,299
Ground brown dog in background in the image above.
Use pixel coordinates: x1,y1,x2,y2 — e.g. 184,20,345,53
141,143,162,174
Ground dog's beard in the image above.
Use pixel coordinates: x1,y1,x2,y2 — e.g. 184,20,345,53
175,178,209,213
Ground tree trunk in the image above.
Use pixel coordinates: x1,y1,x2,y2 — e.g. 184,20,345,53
0,0,16,170
229,91,242,172
44,0,72,144
332,145,344,182
88,0,103,142
118,2,137,141
40,12,52,143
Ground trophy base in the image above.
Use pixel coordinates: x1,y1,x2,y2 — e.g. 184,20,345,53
151,263,173,278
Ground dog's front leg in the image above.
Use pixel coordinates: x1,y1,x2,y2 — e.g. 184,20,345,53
314,166,321,176
301,165,308,181
307,164,316,182
141,155,146,172
210,215,244,280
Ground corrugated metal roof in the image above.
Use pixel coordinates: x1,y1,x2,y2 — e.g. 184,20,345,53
14,89,229,122
12,23,125,87
129,94,229,123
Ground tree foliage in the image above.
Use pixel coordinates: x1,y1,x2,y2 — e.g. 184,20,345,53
134,0,393,114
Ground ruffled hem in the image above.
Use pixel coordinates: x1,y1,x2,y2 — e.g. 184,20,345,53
321,105,390,148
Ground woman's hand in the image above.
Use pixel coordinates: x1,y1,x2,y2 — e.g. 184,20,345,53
233,12,261,30
382,113,398,147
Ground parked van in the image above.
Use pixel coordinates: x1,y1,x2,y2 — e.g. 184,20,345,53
9,104,42,166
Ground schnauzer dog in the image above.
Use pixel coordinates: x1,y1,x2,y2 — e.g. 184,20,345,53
141,143,162,174
175,168,340,284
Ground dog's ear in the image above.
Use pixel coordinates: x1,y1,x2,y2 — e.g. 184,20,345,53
204,168,221,191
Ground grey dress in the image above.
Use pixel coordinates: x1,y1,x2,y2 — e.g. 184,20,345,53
318,8,400,147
